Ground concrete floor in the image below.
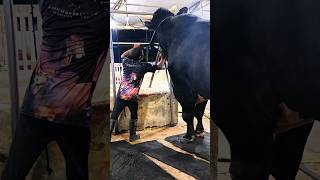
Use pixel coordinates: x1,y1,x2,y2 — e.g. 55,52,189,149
216,162,316,180
216,122,320,180
111,112,211,180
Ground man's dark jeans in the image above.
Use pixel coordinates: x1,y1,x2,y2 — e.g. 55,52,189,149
1,114,91,180
111,97,138,120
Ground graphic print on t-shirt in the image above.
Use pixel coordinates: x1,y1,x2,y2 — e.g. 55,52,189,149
20,1,108,126
117,58,158,101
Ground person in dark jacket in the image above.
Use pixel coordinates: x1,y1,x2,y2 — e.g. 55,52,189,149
110,44,165,142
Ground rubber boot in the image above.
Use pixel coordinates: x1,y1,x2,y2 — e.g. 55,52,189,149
110,119,117,138
129,119,140,142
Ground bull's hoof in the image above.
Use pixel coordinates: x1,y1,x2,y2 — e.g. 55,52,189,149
181,135,195,143
195,131,205,138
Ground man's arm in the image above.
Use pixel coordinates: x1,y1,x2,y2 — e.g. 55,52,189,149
121,44,141,58
144,52,166,72
156,52,166,69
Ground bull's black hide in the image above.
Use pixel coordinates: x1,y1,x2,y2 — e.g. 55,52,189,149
146,8,210,140
214,0,320,121
213,0,320,179
147,8,210,105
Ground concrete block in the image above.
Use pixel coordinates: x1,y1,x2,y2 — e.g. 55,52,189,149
116,92,178,132
110,69,178,132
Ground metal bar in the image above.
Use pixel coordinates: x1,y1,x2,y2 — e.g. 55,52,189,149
112,0,124,10
202,1,210,8
190,0,207,13
30,0,38,61
145,30,148,62
112,42,159,45
191,2,210,13
148,51,161,88
300,164,320,180
111,10,153,16
110,30,117,102
110,3,160,8
189,0,202,11
164,62,174,125
192,9,210,13
3,0,19,137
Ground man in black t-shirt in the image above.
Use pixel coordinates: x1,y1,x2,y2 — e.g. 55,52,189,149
110,44,165,142
1,1,108,180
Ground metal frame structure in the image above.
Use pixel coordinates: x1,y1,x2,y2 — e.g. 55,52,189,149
110,0,210,28
110,30,117,101
3,0,19,137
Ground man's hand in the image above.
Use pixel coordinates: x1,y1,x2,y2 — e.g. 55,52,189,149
156,53,166,69
133,43,141,48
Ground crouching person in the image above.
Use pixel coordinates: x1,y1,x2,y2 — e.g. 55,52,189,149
110,44,165,142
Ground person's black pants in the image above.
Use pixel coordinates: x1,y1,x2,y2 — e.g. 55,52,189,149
1,114,91,180
111,97,138,120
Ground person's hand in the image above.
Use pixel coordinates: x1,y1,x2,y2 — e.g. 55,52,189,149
156,53,166,68
133,43,141,48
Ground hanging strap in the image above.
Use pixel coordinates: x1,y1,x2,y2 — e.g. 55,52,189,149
148,46,162,88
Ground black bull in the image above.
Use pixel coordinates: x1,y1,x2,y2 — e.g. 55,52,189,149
146,8,210,141
214,1,320,179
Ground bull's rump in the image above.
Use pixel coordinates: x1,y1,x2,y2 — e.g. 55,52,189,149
214,0,320,119
168,19,210,100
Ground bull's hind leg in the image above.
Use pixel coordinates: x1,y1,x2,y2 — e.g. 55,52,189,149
218,123,273,180
194,100,208,138
180,101,197,143
182,109,196,142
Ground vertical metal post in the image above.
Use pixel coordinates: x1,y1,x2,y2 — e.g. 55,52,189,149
110,29,116,101
201,0,204,17
164,62,174,126
3,0,19,137
145,30,148,62
30,0,38,61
